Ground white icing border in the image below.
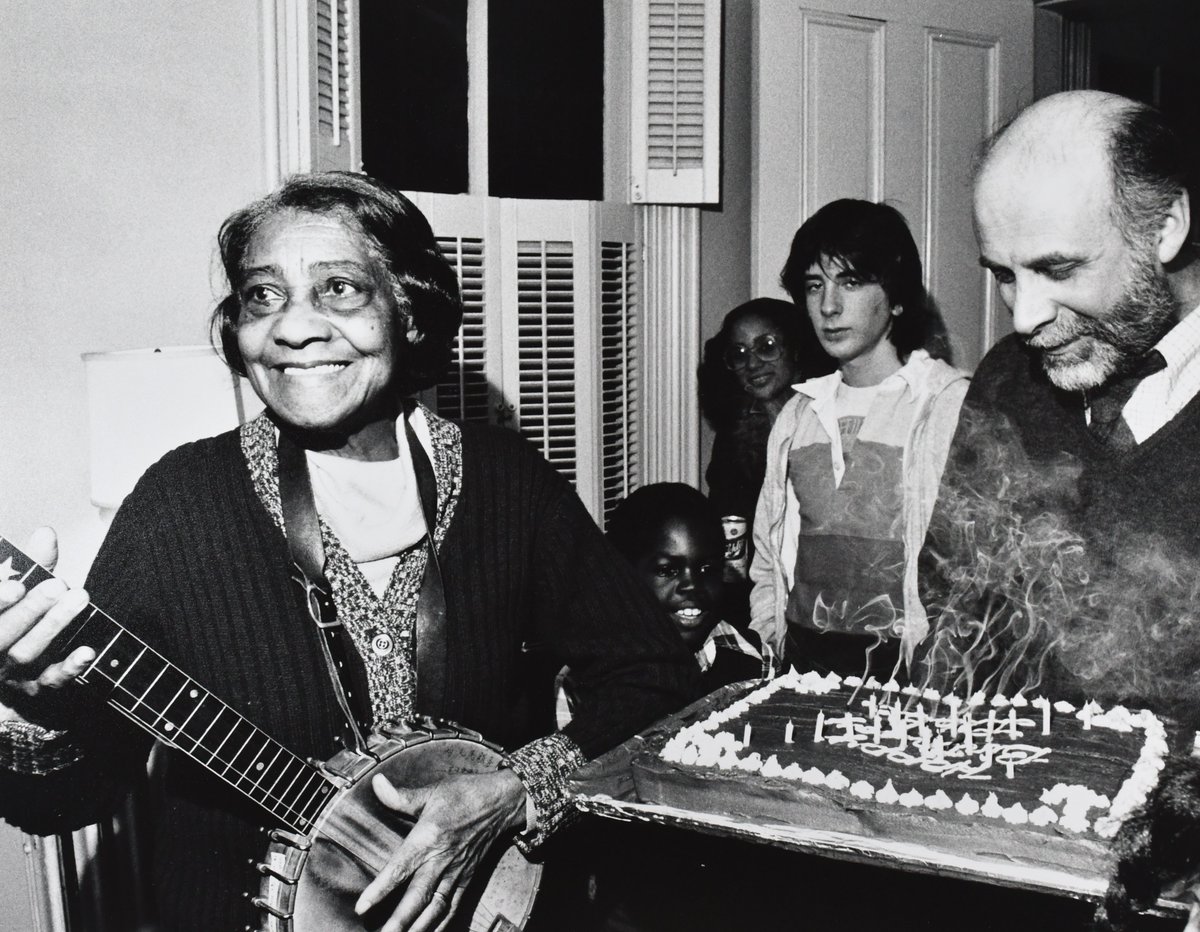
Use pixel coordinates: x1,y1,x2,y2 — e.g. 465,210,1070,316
660,669,1167,839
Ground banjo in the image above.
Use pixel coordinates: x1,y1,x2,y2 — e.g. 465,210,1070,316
0,535,542,932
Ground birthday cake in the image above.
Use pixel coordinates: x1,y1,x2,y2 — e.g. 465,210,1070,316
631,669,1170,874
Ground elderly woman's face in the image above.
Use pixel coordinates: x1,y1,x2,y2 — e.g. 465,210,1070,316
234,209,398,440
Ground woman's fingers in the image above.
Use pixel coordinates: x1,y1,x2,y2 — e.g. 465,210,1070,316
372,773,427,817
357,771,526,932
428,886,466,932
25,527,60,572
406,881,464,932
5,587,90,668
37,646,98,690
358,818,442,926
355,777,432,915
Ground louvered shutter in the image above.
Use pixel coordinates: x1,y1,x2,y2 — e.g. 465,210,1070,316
266,0,361,177
630,0,721,205
406,195,644,521
310,0,359,171
403,192,503,424
434,235,490,422
597,209,643,526
512,236,580,482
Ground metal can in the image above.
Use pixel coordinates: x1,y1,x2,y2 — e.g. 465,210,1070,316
721,515,749,580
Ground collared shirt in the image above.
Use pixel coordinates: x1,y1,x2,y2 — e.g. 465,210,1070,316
696,620,774,677
1101,303,1200,443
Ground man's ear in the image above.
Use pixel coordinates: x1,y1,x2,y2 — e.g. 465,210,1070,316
1157,188,1191,265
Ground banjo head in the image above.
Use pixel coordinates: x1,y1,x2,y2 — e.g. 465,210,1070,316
257,725,542,932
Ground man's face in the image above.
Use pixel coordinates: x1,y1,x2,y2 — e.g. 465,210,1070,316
974,154,1176,391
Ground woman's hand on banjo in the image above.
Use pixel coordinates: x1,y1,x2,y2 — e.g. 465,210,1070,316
0,528,95,723
355,767,528,932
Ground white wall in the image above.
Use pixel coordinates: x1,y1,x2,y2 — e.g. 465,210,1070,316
0,1,268,926
697,0,756,487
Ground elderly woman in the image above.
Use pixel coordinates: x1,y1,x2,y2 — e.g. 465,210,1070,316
0,173,696,932
750,199,967,681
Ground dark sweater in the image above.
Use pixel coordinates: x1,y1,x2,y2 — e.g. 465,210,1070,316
918,334,1200,715
705,409,774,522
0,423,698,932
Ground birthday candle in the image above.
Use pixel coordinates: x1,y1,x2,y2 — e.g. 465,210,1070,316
872,713,881,744
743,723,752,745
1041,701,1051,736
784,719,795,743
947,695,960,734
1008,707,1019,740
986,709,997,740
965,714,975,754
812,712,824,743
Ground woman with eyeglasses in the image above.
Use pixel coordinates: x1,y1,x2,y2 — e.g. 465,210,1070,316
699,298,833,565
748,199,968,681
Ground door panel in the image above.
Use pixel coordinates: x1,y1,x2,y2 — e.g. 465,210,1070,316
754,0,1033,369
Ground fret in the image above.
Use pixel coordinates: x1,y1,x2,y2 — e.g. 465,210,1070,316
204,711,244,769
296,771,336,826
252,746,285,794
258,754,325,829
171,694,222,754
225,726,267,783
193,706,230,763
274,757,316,811
158,676,205,739
109,644,148,692
259,749,306,806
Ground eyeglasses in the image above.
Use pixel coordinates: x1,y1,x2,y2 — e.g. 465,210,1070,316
724,334,785,370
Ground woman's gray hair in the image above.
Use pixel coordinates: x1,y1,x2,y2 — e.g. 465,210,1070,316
211,171,463,396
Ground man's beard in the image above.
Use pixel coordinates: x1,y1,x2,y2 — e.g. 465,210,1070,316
1032,251,1177,392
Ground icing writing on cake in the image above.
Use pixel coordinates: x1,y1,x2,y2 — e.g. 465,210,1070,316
660,669,1166,839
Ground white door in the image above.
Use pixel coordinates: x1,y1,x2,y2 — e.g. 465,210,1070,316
753,0,1034,369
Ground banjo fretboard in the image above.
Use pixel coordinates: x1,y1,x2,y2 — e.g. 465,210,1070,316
0,536,332,834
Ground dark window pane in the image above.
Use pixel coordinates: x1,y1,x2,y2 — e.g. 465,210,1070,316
489,0,604,200
361,0,469,194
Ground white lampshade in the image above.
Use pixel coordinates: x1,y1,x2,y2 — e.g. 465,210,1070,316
82,346,262,509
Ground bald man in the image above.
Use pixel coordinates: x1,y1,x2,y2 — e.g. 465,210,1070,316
917,91,1200,710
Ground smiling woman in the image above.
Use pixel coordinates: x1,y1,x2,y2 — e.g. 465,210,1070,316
0,172,698,932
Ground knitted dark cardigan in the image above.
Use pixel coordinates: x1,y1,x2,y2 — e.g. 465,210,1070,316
0,422,697,931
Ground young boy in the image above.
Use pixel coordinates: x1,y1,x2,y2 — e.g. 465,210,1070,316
607,482,772,693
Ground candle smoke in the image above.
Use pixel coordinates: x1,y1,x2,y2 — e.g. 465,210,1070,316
916,405,1200,724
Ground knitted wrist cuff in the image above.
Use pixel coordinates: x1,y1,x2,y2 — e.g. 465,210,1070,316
0,720,80,775
500,732,587,852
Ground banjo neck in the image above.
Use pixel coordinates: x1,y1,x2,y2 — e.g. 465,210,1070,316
0,535,332,836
